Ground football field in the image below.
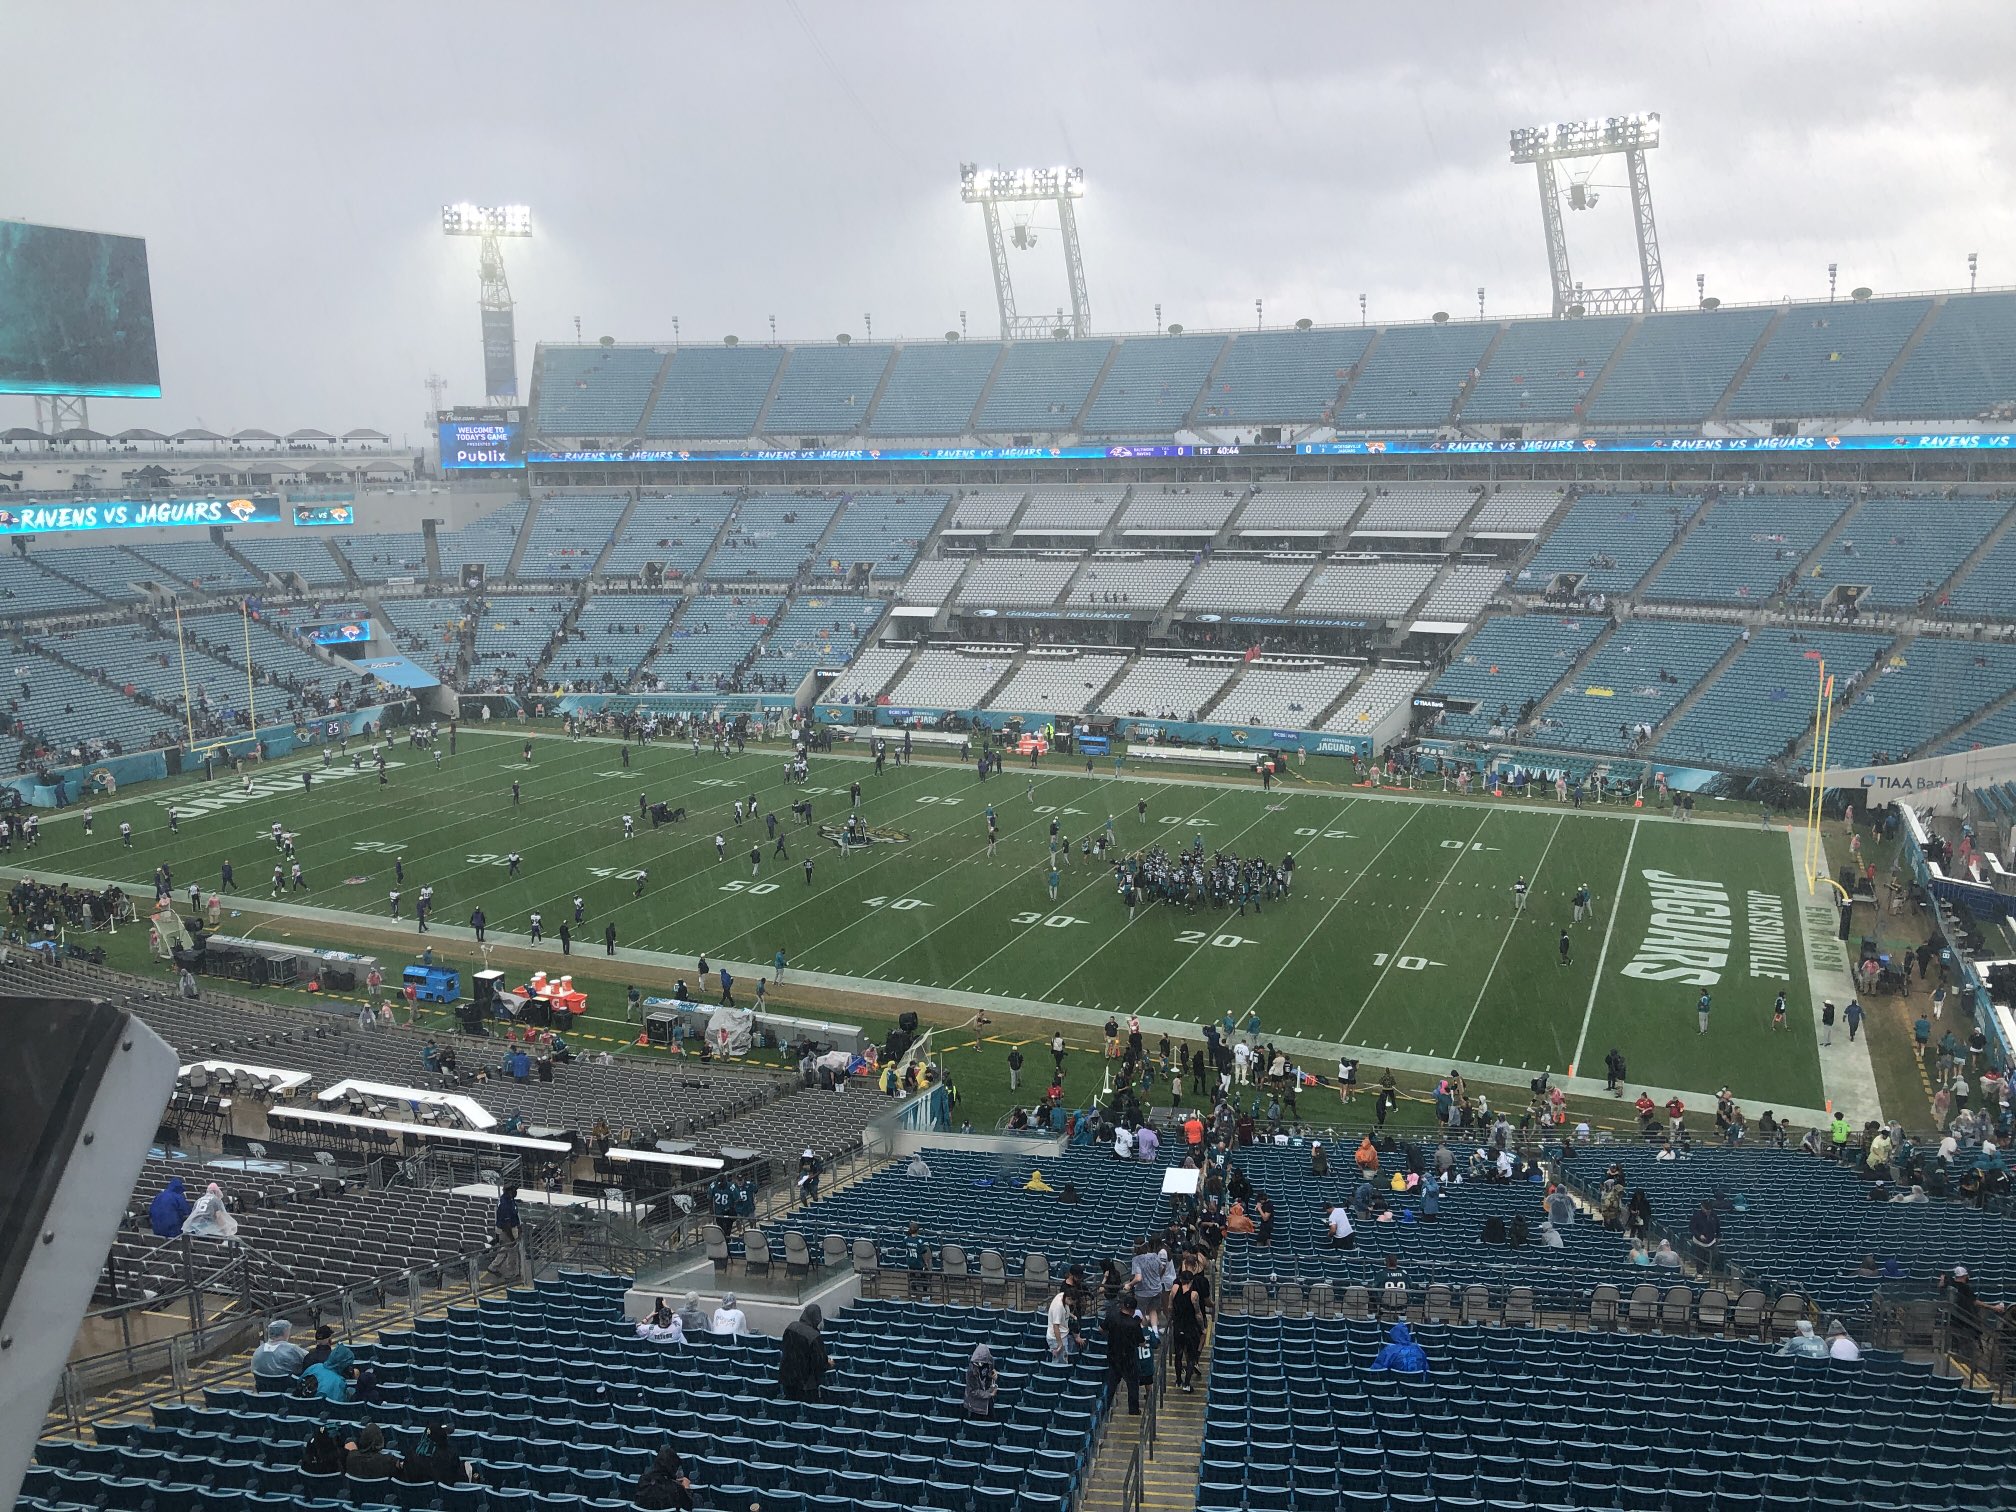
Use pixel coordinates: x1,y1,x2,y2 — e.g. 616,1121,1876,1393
28,730,1827,1109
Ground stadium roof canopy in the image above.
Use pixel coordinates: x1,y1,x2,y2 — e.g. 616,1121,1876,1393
115,428,170,441
344,428,390,440
0,428,47,442
172,429,227,442
232,428,281,441
286,428,336,440
55,427,109,442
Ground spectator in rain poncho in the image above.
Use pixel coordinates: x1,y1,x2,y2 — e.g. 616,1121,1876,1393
250,1320,306,1391
1778,1320,1829,1358
906,1154,933,1179
302,1343,359,1401
149,1176,191,1238
1368,1320,1429,1373
184,1182,239,1241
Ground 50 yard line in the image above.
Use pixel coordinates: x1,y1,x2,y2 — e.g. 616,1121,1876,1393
1569,815,1641,1076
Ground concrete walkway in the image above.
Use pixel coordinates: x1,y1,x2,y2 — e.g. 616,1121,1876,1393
1790,824,1885,1123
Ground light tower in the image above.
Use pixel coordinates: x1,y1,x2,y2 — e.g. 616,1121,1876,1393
1508,114,1664,317
959,164,1091,340
441,203,531,403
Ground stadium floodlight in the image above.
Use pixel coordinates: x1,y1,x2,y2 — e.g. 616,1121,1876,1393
1505,112,1663,318
440,203,532,404
1507,112,1660,164
441,203,532,238
959,163,1092,342
959,165,1085,204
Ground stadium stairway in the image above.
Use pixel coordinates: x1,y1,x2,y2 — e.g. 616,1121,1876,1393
1445,322,1509,427
747,348,793,435
1786,491,1872,596
1858,297,1946,418
1925,678,2016,759
1638,622,1761,746
322,535,366,590
855,346,903,436
1079,1331,1211,1512
502,498,539,581
1624,492,1718,597
31,552,118,606
587,491,642,580
1326,327,1384,419
1562,314,1645,423
1932,497,2016,611
1704,304,1790,423
216,536,273,589
421,519,442,580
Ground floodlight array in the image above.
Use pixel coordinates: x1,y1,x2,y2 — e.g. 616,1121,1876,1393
1508,113,1660,163
441,203,533,238
958,164,1086,203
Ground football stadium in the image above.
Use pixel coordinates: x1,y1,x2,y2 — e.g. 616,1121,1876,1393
5,9,2016,1512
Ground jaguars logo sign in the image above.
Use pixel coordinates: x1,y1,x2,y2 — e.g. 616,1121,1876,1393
84,766,118,795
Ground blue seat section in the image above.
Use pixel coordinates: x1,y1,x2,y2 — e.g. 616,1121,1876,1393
469,595,569,683
1941,699,2016,755
1728,297,1932,419
643,346,786,439
867,343,1001,436
977,340,1113,431
128,541,264,592
553,595,681,686
1656,627,1885,770
599,492,736,581
1197,1143,1668,1300
30,544,152,601
1336,322,1496,431
28,1278,1108,1512
1642,494,1852,606
1875,291,2016,420
177,611,345,695
0,551,116,614
1819,638,2016,767
1518,492,1705,595
1421,614,1607,739
812,492,949,582
433,502,528,579
1459,315,1633,424
639,594,781,692
1942,528,2016,622
534,346,665,435
1800,494,2004,612
1584,307,1775,425
1561,1148,2016,1311
226,537,349,589
332,530,430,582
1531,621,1741,755
1201,329,1373,425
517,495,627,580
777,1148,1168,1277
1202,1315,2005,1512
702,494,842,583
751,595,884,687
1080,334,1225,436
763,343,893,434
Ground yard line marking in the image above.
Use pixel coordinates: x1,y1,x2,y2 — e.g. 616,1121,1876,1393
1239,802,1426,1023
1054,793,1355,1005
1122,791,1350,1014
1450,813,1565,1062
844,777,1177,975
1569,815,1641,1076
1340,808,1493,1043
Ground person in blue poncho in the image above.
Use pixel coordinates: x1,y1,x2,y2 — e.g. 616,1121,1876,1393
149,1177,191,1238
1369,1320,1429,1374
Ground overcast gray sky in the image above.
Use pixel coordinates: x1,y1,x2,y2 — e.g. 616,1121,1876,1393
4,0,2012,440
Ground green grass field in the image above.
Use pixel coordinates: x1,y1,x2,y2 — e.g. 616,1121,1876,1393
21,730,1826,1110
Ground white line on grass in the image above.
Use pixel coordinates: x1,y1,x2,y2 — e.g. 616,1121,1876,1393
1339,808,1493,1043
1449,813,1565,1062
1569,815,1641,1076
1239,802,1427,1024
1054,790,1347,1006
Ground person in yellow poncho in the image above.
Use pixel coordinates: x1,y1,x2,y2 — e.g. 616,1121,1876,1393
1024,1170,1055,1193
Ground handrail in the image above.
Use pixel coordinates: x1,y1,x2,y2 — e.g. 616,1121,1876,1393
53,1241,500,1434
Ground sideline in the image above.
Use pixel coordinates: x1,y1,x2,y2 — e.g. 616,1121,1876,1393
1789,824,1884,1122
